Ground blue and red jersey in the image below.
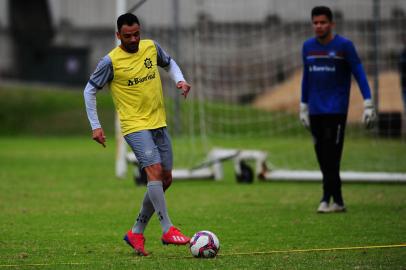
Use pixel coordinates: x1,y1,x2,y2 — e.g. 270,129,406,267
301,34,371,115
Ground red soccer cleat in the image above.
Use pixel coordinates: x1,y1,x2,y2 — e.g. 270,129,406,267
161,226,190,245
123,230,149,256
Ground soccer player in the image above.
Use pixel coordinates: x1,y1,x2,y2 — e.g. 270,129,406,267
300,6,376,213
83,13,191,256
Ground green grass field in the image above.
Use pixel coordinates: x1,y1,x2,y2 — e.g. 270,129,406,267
0,136,405,269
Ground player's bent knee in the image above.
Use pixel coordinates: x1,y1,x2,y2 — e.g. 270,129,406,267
144,163,164,181
163,171,172,191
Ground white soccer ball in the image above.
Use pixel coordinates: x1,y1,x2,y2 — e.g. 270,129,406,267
189,230,220,258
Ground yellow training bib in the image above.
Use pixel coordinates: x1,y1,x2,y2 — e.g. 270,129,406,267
108,39,166,135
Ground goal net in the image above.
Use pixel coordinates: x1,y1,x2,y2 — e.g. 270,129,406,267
115,0,406,180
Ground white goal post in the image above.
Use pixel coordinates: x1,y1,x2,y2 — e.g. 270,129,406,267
114,0,128,179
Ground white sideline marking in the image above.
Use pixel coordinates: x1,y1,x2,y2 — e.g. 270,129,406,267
265,170,406,183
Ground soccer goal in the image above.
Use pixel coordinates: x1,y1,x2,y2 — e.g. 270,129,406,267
115,0,406,183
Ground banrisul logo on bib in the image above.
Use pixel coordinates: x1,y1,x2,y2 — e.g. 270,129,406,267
127,72,156,86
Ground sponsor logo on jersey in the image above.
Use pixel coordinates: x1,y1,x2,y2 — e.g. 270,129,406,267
328,51,336,58
309,65,336,72
128,72,156,86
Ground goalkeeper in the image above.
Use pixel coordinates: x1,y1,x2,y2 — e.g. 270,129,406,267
83,13,191,256
300,6,376,213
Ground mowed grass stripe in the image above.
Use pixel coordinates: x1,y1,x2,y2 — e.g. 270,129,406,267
0,137,405,269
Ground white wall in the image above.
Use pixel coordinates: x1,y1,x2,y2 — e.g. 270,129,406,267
48,0,116,28
0,0,7,27
0,0,405,29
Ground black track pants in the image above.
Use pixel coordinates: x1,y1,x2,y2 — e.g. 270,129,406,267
310,114,347,206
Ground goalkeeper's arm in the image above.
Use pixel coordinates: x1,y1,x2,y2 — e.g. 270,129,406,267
351,63,376,129
300,44,310,129
344,41,376,129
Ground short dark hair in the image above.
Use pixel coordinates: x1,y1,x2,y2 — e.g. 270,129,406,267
117,13,140,31
311,6,333,22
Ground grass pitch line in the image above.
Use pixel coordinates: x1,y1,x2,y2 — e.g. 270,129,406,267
218,243,406,257
0,262,89,268
161,243,406,259
0,243,404,267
